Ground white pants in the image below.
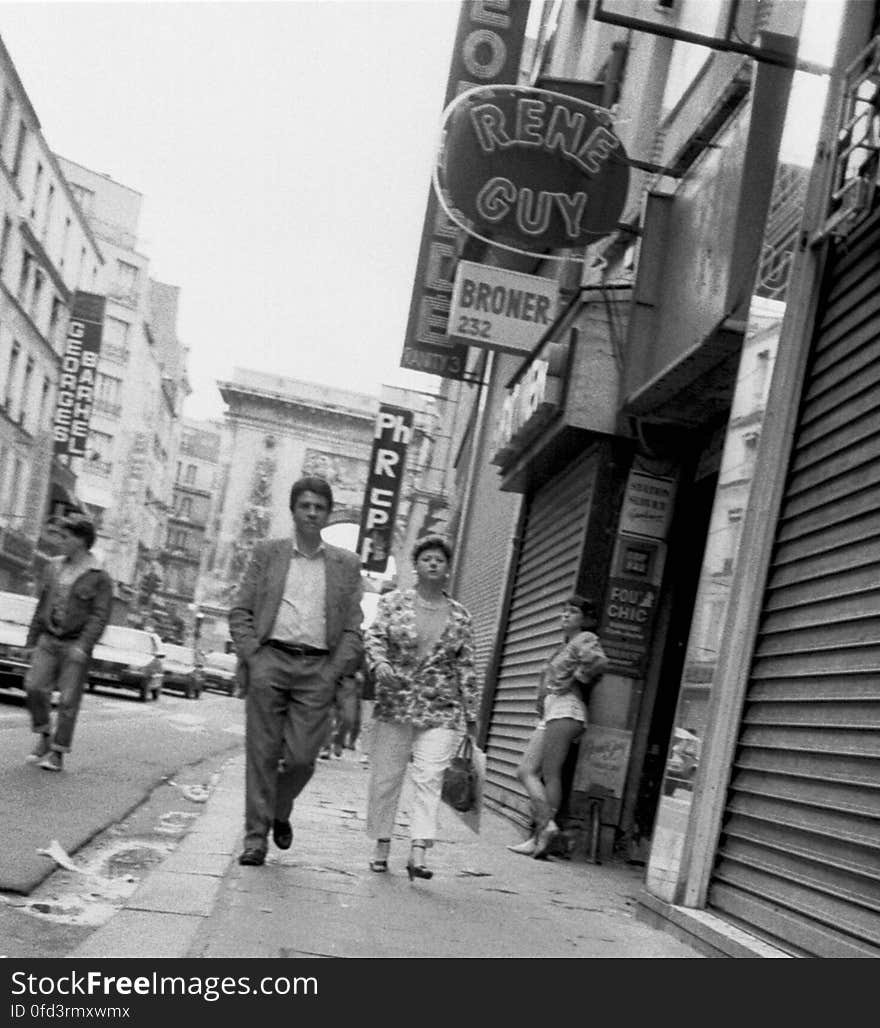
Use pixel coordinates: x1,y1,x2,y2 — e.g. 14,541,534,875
366,720,458,845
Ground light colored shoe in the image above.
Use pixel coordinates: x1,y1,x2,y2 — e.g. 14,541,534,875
26,734,51,763
507,836,537,856
39,751,63,772
532,820,559,859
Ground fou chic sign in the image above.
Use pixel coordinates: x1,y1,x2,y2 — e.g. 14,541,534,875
435,85,629,257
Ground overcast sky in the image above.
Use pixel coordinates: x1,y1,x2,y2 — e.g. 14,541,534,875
0,0,462,420
0,0,841,423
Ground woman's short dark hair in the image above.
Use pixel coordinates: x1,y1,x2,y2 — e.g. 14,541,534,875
59,512,96,550
411,534,453,564
289,476,334,513
565,593,599,623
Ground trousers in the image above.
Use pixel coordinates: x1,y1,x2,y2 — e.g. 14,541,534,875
366,720,458,845
25,634,89,753
243,644,335,850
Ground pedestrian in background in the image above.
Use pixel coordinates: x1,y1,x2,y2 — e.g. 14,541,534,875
24,513,113,772
229,476,363,867
319,669,360,759
509,594,607,859
364,536,478,881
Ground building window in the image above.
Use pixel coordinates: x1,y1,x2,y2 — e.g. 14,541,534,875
9,457,25,518
0,90,12,157
60,216,71,269
30,269,44,323
42,182,55,241
48,297,65,349
178,496,193,519
85,428,114,475
38,375,51,428
4,339,21,408
0,215,11,279
30,162,43,220
184,464,197,485
19,356,34,427
102,316,130,363
94,372,123,416
17,250,33,304
11,120,26,179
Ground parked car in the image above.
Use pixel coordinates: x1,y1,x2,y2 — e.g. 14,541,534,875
201,650,238,695
0,591,37,692
87,625,165,702
160,642,204,699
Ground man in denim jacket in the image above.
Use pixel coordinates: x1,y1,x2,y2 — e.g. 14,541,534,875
24,513,113,772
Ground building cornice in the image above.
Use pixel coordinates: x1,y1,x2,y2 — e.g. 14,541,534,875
218,380,376,426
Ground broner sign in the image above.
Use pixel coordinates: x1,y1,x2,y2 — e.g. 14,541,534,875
436,85,629,257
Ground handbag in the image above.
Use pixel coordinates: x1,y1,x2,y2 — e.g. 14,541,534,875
442,734,478,812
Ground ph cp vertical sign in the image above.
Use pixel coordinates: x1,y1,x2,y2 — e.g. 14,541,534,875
357,404,413,573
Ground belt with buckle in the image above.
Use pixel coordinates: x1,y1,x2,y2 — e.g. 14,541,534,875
266,639,329,658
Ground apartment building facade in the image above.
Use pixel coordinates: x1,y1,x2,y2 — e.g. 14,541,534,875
55,157,188,615
0,37,103,591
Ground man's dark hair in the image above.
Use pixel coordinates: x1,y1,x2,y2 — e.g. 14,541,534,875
289,476,334,513
566,593,599,624
411,534,453,564
59,512,96,551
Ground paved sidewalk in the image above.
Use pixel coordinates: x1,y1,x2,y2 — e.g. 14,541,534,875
71,750,702,959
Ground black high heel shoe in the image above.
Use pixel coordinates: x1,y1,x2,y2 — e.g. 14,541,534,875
406,843,433,881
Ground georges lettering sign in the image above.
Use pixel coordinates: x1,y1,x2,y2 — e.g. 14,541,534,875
436,85,629,257
356,405,413,574
400,0,530,381
53,291,106,458
449,260,559,354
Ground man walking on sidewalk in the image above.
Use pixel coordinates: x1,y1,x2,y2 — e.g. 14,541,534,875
229,476,363,866
24,512,113,772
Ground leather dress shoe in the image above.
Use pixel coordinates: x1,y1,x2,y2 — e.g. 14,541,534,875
272,819,293,850
238,848,266,866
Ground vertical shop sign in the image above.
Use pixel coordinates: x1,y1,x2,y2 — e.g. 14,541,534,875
357,405,413,573
52,291,105,458
600,464,677,677
400,0,530,380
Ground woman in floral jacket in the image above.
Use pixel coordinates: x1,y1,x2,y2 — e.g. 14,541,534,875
364,535,478,881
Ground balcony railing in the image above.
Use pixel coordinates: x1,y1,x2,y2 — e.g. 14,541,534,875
93,398,122,418
101,343,130,365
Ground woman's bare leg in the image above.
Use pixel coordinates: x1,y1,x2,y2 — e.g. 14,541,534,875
540,717,584,821
515,728,551,827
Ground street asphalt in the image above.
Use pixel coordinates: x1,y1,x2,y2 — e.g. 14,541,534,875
0,688,244,893
68,745,705,960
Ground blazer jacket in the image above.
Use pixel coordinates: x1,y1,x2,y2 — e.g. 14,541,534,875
228,537,364,686
27,558,113,655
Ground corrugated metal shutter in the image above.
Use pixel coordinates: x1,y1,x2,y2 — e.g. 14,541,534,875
483,451,596,825
709,207,880,957
455,357,523,686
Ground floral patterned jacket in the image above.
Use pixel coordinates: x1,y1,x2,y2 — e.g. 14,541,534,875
364,588,479,730
540,631,608,700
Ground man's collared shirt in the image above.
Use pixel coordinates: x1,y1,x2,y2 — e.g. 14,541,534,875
269,532,328,649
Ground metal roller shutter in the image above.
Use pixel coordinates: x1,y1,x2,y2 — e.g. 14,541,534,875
483,451,596,825
709,207,880,957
